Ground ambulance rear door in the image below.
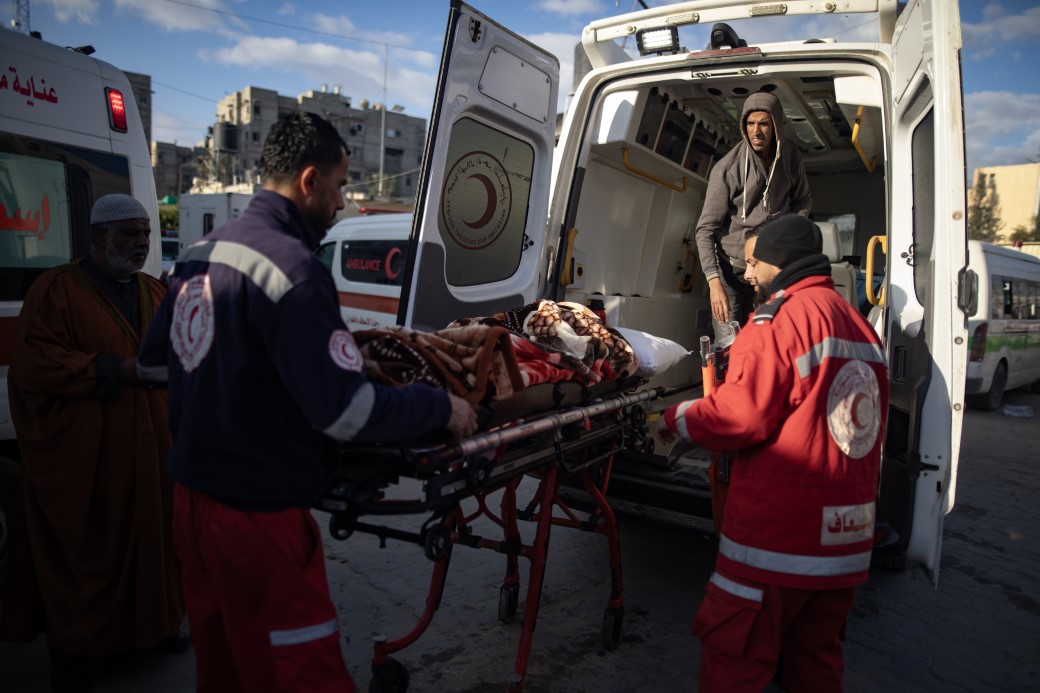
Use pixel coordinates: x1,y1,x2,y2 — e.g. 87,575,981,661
398,0,558,331
879,0,968,583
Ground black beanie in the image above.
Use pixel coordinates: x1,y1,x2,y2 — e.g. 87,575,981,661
753,214,823,267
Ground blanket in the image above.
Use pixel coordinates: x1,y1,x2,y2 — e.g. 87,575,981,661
352,300,639,406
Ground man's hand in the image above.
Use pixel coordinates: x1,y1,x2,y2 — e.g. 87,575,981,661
119,357,141,385
446,393,478,439
708,277,729,324
655,416,678,446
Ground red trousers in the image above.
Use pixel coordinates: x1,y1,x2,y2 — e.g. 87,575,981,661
173,484,356,693
694,572,855,693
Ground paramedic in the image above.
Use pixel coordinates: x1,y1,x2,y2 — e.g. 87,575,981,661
695,91,812,345
658,214,888,692
138,111,477,693
2,194,186,689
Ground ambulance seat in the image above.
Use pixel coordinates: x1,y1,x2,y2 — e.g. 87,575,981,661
817,221,858,307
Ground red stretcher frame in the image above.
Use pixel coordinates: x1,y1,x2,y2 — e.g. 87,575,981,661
318,383,669,692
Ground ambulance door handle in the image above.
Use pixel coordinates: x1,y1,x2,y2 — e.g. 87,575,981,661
560,227,579,286
865,235,888,306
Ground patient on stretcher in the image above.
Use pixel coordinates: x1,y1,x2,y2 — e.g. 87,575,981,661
350,300,638,415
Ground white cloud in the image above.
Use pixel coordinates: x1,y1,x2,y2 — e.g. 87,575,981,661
114,0,236,33
536,0,606,17
964,90,1040,172
962,4,1040,59
202,35,436,114
276,3,295,17
40,0,99,24
311,13,357,37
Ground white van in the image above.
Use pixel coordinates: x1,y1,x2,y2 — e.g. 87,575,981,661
965,240,1040,410
0,29,161,579
317,213,411,329
400,0,971,580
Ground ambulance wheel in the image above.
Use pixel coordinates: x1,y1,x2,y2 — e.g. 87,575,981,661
329,513,354,541
498,583,519,623
423,524,452,561
602,606,624,650
369,657,409,693
969,362,1006,412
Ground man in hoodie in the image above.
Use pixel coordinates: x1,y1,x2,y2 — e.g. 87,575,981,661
659,214,888,692
695,91,812,345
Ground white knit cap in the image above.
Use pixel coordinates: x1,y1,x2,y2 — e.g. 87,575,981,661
90,194,149,225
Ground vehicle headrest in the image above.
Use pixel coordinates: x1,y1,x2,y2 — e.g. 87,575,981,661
817,221,842,262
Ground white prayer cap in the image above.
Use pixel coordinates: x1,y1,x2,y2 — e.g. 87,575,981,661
90,194,149,225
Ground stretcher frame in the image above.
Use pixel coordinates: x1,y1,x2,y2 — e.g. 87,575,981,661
318,381,670,693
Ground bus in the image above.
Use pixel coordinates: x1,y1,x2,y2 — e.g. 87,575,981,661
966,240,1040,410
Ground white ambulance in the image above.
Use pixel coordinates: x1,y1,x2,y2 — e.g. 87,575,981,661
0,28,161,582
400,0,972,581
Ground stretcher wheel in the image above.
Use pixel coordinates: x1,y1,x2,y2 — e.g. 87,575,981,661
369,657,409,693
466,459,492,492
640,437,655,454
602,606,624,651
628,405,647,428
498,583,519,623
423,524,452,561
329,513,353,541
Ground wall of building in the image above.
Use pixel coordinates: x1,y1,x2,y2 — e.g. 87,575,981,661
971,162,1040,243
207,85,427,202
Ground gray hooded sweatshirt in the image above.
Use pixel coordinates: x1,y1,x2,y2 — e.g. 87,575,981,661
695,92,812,280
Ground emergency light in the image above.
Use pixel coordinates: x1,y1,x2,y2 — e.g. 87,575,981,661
106,88,128,133
636,26,680,56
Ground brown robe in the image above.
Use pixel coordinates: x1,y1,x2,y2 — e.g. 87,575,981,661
0,259,184,655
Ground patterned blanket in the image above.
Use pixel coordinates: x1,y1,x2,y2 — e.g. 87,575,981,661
351,300,639,406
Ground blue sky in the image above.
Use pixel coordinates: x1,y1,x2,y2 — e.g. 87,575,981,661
19,0,1040,180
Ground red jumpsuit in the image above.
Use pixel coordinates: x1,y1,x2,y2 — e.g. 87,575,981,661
663,275,888,692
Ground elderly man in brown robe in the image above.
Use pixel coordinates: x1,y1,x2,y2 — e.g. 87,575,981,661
1,194,186,690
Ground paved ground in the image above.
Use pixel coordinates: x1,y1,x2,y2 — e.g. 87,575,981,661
2,388,1038,692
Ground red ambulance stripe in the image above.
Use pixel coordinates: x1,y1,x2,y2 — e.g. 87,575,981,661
337,291,400,316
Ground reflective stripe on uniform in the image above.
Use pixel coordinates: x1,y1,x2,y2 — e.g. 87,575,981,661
137,362,168,383
181,240,294,304
719,534,871,577
674,400,695,440
710,571,763,602
269,618,338,647
322,382,376,442
795,337,886,379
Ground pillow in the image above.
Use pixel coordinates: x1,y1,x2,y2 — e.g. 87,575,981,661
614,327,692,378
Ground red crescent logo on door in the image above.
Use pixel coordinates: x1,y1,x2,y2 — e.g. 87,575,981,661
440,150,512,250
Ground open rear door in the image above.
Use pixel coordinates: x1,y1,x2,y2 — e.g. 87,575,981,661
398,1,559,331
879,0,967,583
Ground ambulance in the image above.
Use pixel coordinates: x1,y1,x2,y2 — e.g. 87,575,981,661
0,28,161,583
399,0,973,581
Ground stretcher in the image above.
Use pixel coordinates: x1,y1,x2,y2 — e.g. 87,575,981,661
318,378,677,693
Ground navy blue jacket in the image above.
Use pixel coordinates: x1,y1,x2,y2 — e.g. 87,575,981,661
139,191,450,510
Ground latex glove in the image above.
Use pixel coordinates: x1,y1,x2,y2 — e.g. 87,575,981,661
446,393,478,439
656,416,678,446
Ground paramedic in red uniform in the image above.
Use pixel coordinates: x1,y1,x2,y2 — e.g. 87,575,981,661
138,111,477,693
658,214,888,692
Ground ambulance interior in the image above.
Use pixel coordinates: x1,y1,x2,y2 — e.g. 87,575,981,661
556,62,887,389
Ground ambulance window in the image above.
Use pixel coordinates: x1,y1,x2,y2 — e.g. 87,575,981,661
0,134,131,300
339,240,406,287
911,107,935,306
437,117,533,287
314,241,335,272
